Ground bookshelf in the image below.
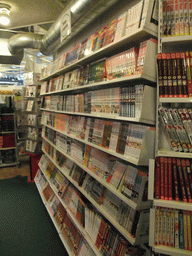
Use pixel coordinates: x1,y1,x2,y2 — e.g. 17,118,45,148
149,1,192,255
0,96,19,167
36,0,159,254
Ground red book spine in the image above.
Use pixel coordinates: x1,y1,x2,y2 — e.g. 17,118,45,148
168,157,173,200
171,52,178,97
162,53,168,97
167,53,173,97
176,52,183,97
155,157,161,199
180,52,188,97
181,159,192,202
164,157,169,200
172,158,180,201
160,157,165,199
157,53,164,97
177,158,187,202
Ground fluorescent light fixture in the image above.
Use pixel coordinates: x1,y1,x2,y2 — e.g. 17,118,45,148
0,4,11,26
71,0,88,13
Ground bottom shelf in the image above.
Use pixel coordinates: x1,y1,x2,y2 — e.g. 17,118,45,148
34,178,74,256
152,245,192,256
0,162,19,168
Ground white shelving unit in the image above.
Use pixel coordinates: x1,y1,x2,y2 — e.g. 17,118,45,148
149,1,192,255
42,121,155,166
36,0,159,254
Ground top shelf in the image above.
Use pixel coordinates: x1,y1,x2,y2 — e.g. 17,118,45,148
41,26,157,81
162,35,192,44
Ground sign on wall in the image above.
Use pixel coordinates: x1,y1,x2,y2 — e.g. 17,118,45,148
60,10,71,42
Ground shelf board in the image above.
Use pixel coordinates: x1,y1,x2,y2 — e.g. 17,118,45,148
42,140,151,210
162,35,192,44
159,97,192,103
41,27,157,81
0,131,15,134
0,147,16,151
0,162,19,167
153,199,192,211
40,73,156,97
42,123,142,166
0,113,14,115
157,150,192,158
152,245,192,256
41,108,155,125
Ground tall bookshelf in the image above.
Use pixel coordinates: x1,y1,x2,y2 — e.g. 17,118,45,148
0,95,19,167
149,1,192,255
35,0,158,255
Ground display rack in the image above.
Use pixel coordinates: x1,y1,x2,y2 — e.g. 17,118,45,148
36,0,159,254
149,1,192,255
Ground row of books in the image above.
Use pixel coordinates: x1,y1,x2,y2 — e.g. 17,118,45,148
39,153,149,238
0,149,16,165
0,134,15,148
36,169,147,256
40,38,157,94
41,84,146,118
35,170,95,255
162,0,192,37
159,107,192,152
155,157,192,202
41,0,156,79
157,51,192,98
154,207,192,251
0,114,14,132
43,139,148,204
42,113,151,159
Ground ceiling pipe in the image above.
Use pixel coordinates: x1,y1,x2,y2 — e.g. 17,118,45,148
8,0,119,56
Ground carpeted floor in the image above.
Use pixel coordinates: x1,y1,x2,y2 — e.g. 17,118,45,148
0,175,68,256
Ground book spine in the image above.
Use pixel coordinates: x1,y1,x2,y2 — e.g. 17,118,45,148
170,208,175,247
172,157,180,201
167,52,173,97
160,157,165,200
183,210,188,250
155,157,161,199
175,208,180,248
179,210,185,249
168,157,173,200
164,157,169,200
162,53,169,97
171,52,178,97
157,53,164,97
176,52,183,97
181,158,192,202
185,51,192,97
180,52,189,97
155,206,160,245
177,158,187,202
187,211,192,250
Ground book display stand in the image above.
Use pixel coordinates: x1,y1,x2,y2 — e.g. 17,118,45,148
149,1,192,255
35,0,158,255
16,73,42,155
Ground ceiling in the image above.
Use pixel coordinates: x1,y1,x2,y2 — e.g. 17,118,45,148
0,0,72,81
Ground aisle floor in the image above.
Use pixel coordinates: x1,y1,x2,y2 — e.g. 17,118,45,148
0,158,68,256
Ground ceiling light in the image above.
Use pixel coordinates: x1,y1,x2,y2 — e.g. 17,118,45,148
71,0,88,13
0,4,11,26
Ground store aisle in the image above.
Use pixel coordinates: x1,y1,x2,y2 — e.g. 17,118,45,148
0,175,68,256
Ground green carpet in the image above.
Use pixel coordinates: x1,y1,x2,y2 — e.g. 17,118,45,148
0,175,68,256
